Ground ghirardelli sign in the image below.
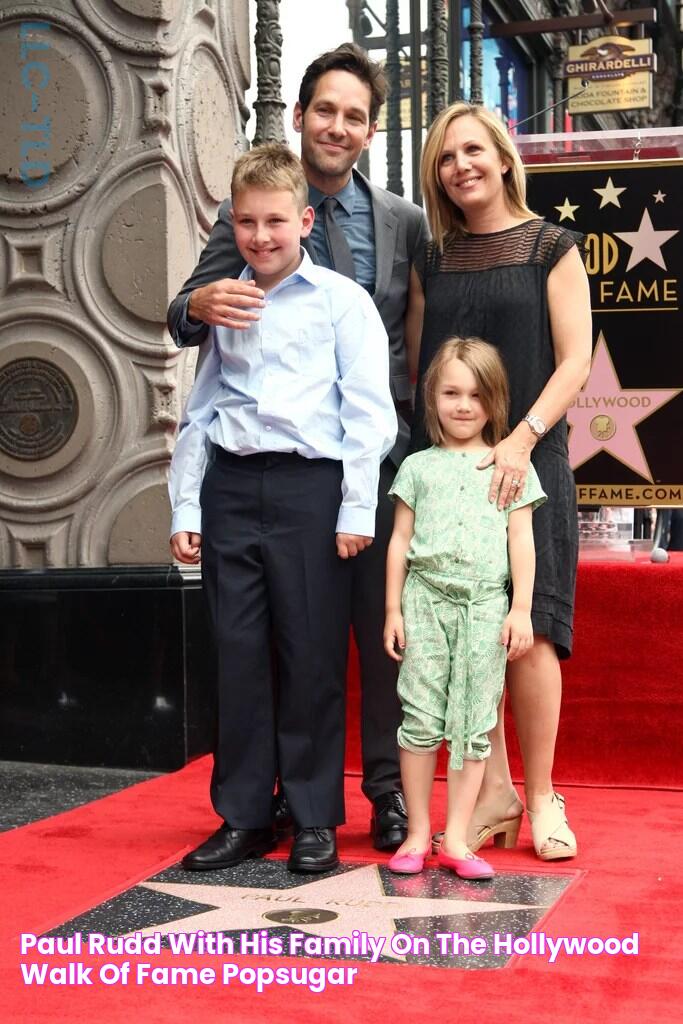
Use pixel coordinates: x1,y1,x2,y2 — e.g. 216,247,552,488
563,35,655,114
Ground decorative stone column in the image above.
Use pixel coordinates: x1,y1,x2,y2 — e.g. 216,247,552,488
252,0,286,145
0,1,250,569
385,0,403,196
427,0,448,124
468,0,484,105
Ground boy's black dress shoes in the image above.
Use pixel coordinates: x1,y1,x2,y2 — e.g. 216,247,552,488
182,824,276,871
287,828,339,873
370,791,408,851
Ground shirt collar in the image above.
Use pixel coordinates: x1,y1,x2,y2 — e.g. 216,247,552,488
238,247,322,291
308,174,357,217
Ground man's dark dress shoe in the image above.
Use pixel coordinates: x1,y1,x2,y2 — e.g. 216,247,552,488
370,791,408,851
272,790,294,837
182,825,276,871
287,827,339,873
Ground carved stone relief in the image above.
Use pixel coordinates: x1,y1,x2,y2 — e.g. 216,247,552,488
176,38,241,230
3,518,71,568
3,226,65,296
0,357,78,462
0,10,121,213
0,330,119,495
71,0,187,56
113,0,182,20
0,2,250,568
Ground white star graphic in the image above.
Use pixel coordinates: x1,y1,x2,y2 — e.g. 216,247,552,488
593,176,626,209
132,866,538,963
614,208,679,272
554,197,579,222
653,190,666,204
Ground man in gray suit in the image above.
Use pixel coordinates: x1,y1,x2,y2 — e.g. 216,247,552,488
168,43,428,855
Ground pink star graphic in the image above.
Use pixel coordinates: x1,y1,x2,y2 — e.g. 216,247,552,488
614,208,678,272
567,332,681,481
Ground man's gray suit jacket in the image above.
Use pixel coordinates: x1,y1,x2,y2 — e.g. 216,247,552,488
166,170,430,465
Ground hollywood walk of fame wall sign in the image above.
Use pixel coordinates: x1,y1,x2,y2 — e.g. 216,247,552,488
527,159,682,506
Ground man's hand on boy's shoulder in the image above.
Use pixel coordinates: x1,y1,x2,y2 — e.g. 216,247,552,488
170,531,202,564
188,278,265,330
336,534,373,559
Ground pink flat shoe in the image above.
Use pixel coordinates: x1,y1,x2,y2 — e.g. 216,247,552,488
438,848,495,880
387,847,430,874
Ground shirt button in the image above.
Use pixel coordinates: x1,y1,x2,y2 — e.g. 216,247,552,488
265,425,272,431
460,486,464,492
461,452,466,458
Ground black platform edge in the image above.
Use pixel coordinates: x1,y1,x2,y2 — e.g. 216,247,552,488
0,564,201,590
0,564,214,772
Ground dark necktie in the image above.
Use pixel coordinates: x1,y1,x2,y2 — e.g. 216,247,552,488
322,197,356,281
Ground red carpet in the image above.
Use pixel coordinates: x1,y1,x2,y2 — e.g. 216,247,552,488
2,758,683,1023
4,554,682,1020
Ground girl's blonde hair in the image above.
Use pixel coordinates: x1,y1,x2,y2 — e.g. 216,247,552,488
420,102,536,250
423,337,510,448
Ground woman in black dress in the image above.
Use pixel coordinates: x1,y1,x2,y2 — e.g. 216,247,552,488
406,103,592,860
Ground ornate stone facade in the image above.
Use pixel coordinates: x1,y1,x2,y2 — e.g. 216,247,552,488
0,1,250,567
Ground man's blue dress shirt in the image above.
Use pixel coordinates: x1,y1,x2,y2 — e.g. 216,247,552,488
308,175,376,294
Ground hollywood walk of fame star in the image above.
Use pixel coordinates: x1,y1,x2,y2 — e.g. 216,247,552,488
593,177,626,209
614,208,679,272
653,190,666,204
131,865,543,963
554,197,579,222
567,331,681,479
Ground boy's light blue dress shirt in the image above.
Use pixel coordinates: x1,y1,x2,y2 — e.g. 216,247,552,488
169,250,397,538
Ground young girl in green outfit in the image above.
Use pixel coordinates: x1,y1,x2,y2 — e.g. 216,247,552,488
383,338,546,879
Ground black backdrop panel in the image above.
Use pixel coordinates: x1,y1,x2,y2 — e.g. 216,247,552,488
527,160,682,505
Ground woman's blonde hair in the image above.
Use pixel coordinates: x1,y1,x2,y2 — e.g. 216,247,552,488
422,337,510,448
420,102,536,249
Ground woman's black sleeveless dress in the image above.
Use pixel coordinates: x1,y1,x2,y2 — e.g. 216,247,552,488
413,219,581,658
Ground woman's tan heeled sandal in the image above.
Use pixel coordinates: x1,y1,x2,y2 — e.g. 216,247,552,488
431,814,522,856
527,792,577,861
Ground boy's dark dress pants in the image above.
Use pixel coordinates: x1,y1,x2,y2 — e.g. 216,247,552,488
200,447,352,830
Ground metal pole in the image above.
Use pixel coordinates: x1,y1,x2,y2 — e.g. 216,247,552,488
495,55,511,124
347,0,370,176
253,0,287,145
469,0,484,104
409,0,423,203
447,0,463,101
428,0,449,123
551,38,565,134
346,0,363,34
385,0,404,195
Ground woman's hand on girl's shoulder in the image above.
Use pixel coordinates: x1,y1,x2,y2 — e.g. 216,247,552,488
478,436,533,510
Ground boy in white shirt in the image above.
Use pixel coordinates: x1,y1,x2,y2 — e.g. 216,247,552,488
169,144,396,873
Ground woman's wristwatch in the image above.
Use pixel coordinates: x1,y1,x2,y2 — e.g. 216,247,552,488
523,413,547,438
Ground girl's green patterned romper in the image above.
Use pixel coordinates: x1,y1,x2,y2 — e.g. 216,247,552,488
389,447,546,770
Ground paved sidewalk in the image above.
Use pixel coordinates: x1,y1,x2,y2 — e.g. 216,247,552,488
0,761,157,832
